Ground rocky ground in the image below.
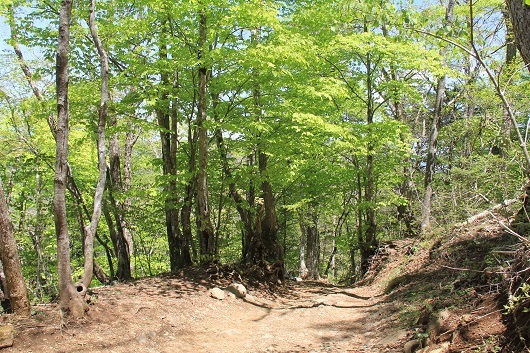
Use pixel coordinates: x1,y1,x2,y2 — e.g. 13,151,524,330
0,209,520,353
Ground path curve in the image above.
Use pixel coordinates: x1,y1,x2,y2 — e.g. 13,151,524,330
5,279,407,353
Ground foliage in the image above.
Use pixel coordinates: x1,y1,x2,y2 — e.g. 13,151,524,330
0,0,527,297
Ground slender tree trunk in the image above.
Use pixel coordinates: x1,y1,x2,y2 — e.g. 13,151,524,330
305,208,320,280
214,128,254,264
244,154,257,264
104,181,130,279
156,21,191,271
421,0,455,232
54,0,86,317
31,168,50,299
181,113,198,263
123,125,139,248
359,50,378,274
78,0,110,291
299,213,308,279
10,1,111,285
106,132,132,280
500,8,516,157
196,7,215,264
0,179,30,316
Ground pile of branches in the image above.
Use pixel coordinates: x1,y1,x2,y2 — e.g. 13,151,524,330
356,241,398,285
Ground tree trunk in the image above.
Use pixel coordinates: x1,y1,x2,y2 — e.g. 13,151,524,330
54,0,86,317
505,0,530,68
79,0,110,291
106,121,132,280
123,124,139,263
304,208,320,280
0,179,30,316
299,214,308,279
156,21,191,271
10,0,111,289
359,47,378,274
421,0,455,232
104,187,130,280
505,0,530,227
196,7,215,264
214,129,255,264
259,150,282,266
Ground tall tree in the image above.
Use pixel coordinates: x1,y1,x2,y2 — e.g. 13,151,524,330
0,178,31,316
54,0,86,317
79,0,110,290
421,0,455,231
196,3,216,264
155,20,189,272
505,0,530,68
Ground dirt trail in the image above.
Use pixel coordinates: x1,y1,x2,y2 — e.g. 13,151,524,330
4,277,407,353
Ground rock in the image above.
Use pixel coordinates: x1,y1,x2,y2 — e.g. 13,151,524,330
295,277,303,282
0,324,14,348
376,329,407,345
209,287,225,300
461,314,473,323
427,309,451,341
404,339,421,353
226,283,247,298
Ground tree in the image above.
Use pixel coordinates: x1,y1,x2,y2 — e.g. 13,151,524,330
504,0,530,227
196,2,216,264
505,0,530,68
54,0,110,316
421,0,455,231
0,178,30,316
54,0,87,318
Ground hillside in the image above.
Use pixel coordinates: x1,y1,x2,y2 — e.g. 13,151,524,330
0,208,521,353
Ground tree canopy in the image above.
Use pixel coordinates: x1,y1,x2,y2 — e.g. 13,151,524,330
0,0,528,315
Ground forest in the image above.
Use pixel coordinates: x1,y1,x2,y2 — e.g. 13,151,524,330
1,0,530,345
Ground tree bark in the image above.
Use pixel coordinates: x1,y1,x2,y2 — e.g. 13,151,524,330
0,179,30,316
196,6,215,264
505,0,530,68
505,0,530,227
78,0,110,291
106,118,132,280
304,208,320,280
299,214,308,278
258,150,282,265
421,0,455,232
156,21,191,271
359,48,378,274
54,0,86,317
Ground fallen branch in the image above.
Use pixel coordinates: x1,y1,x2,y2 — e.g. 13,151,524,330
441,265,506,275
455,198,518,227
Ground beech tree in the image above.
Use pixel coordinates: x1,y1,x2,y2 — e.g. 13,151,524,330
54,0,88,317
54,0,109,316
0,178,30,316
505,0,530,67
1,0,528,290
421,0,455,231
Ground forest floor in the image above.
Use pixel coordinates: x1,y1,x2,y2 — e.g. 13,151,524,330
1,209,520,353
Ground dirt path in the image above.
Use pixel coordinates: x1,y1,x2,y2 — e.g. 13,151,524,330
4,277,408,353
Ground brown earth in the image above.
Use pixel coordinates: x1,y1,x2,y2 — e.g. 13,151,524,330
0,210,519,353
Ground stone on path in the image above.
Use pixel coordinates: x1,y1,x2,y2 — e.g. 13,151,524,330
210,287,225,300
226,283,247,298
0,324,14,349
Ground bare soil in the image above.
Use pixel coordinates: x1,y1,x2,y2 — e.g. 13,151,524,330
3,277,408,353
0,211,518,353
